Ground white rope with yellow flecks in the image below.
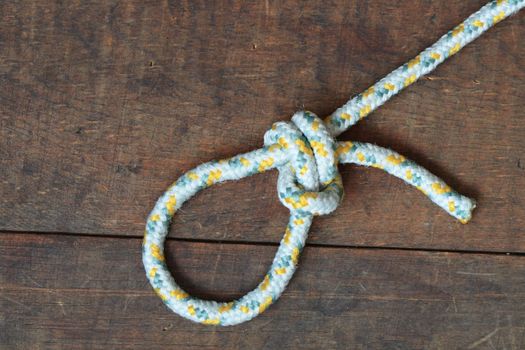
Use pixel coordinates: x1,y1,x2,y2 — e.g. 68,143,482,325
143,0,524,326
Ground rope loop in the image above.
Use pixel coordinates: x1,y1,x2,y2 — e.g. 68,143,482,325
143,0,524,326
264,111,343,215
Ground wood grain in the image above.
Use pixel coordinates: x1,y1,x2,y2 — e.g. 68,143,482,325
1,233,525,349
1,0,524,252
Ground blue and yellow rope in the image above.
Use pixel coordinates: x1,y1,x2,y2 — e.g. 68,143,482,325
143,0,524,326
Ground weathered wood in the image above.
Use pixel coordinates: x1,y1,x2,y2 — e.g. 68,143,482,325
1,0,524,252
1,233,525,349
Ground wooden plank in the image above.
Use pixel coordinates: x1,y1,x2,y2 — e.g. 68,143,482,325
1,0,524,252
1,232,525,349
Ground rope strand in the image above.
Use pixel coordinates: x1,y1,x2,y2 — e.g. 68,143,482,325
327,0,525,136
143,0,524,326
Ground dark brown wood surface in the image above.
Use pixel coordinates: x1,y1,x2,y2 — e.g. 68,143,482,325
1,0,524,348
2,233,525,350
1,0,524,252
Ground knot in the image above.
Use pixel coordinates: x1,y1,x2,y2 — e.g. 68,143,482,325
263,111,344,216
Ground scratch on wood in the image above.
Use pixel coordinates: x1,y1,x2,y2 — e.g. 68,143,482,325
467,328,500,349
57,300,67,316
456,271,496,277
452,296,458,313
0,295,32,311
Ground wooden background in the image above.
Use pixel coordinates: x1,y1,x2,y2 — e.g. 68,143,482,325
1,0,524,349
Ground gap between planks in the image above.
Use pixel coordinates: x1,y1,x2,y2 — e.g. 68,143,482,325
1,229,524,257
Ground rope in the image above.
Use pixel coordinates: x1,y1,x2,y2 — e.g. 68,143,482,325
143,0,524,326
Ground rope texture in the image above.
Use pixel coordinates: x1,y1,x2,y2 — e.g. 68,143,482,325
143,0,524,326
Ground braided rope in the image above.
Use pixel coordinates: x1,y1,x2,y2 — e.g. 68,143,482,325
143,0,524,326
